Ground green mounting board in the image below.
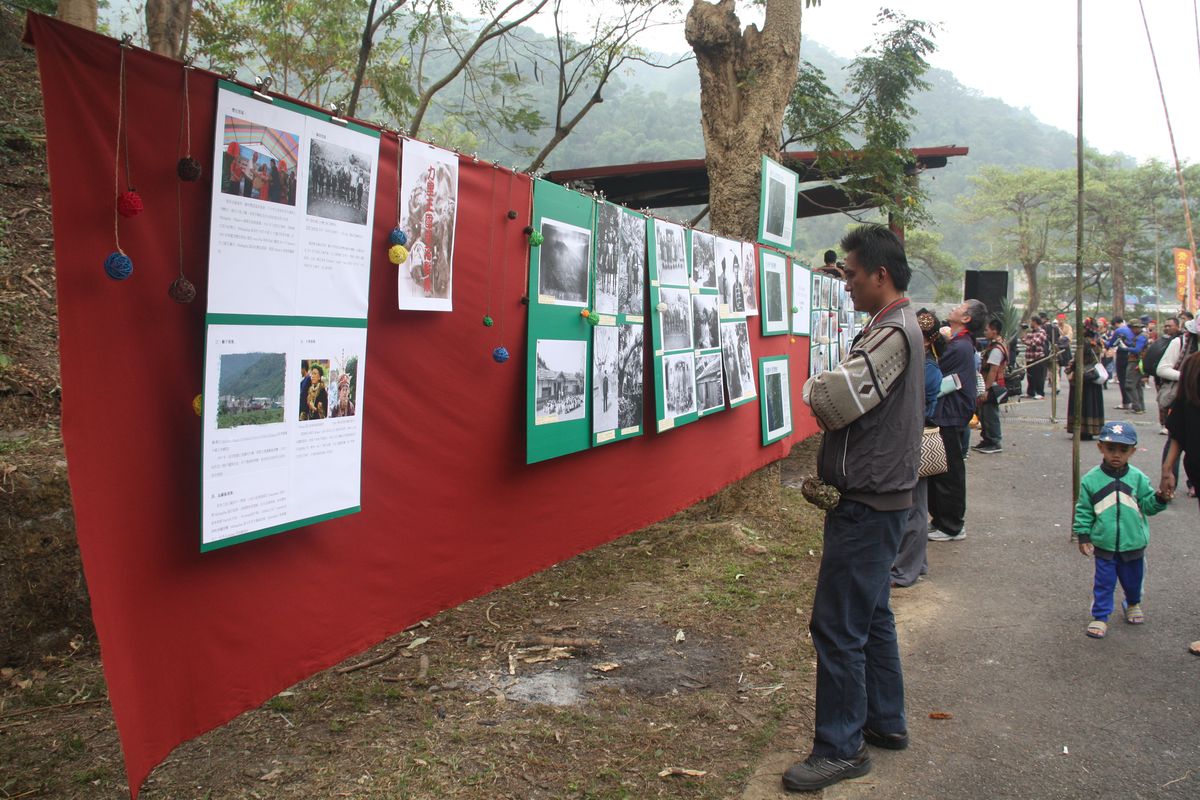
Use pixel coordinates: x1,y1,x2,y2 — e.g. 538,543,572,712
759,247,790,337
648,218,699,433
759,354,793,445
526,179,596,464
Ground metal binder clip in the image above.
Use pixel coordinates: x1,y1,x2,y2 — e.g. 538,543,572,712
328,102,348,126
252,76,274,103
119,34,134,48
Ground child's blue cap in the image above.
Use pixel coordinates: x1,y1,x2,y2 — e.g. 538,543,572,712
1098,421,1137,445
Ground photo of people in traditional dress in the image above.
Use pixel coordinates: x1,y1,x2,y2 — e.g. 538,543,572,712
720,320,756,400
299,359,331,422
215,352,286,429
327,356,359,418
397,141,457,308
617,211,647,316
717,237,745,313
695,352,725,414
654,219,688,286
538,218,591,307
592,326,618,435
535,339,587,423
595,204,621,315
692,293,720,350
741,241,759,316
658,287,693,352
663,352,697,418
307,139,372,226
617,324,644,430
220,116,300,206
691,230,718,291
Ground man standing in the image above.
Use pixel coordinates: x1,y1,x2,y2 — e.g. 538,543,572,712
1146,316,1180,433
1022,315,1049,399
787,225,924,792
1121,319,1148,414
974,318,1008,454
1107,317,1134,408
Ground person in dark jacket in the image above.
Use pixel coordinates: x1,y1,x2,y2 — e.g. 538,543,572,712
786,224,924,792
927,299,986,542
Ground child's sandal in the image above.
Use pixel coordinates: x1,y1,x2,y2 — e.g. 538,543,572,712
1086,620,1108,639
1124,604,1144,624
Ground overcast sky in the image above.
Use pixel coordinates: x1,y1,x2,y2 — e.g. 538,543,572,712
531,0,1200,165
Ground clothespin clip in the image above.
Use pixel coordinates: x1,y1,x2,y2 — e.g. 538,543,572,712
253,76,274,103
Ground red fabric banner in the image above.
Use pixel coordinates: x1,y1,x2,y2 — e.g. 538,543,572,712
26,14,816,796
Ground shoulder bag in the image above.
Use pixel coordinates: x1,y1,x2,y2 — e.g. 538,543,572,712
919,426,948,478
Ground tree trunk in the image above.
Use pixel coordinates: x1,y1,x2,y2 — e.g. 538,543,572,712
1110,252,1125,318
146,0,192,59
1022,261,1039,323
57,0,98,31
686,0,802,241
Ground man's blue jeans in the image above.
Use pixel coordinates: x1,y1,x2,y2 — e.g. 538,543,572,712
809,499,907,759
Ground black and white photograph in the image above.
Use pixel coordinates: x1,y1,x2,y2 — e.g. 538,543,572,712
595,204,621,315
617,324,644,430
538,217,592,308
820,273,832,310
740,241,759,316
662,352,697,418
716,236,745,313
692,293,720,350
811,272,822,311
791,263,811,336
695,352,725,415
658,287,693,352
617,211,647,316
691,230,718,290
760,250,788,335
760,357,793,444
831,277,841,309
592,326,619,435
654,219,688,286
534,339,587,423
398,140,458,311
757,155,797,249
308,139,372,226
721,320,756,402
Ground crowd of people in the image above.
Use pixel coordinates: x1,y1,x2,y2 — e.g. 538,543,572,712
789,223,1200,793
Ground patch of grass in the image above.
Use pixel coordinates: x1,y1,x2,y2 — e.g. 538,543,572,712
71,766,108,785
264,695,295,713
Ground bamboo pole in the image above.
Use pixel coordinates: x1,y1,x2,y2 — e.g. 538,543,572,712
1072,0,1084,511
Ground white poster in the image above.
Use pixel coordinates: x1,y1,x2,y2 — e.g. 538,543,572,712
791,263,812,336
398,140,459,311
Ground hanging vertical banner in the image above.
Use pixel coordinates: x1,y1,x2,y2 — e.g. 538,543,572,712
398,140,459,311
201,83,379,551
1174,247,1193,303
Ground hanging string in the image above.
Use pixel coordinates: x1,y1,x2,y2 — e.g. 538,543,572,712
105,45,134,280
170,66,197,302
482,165,499,328
497,167,515,345
176,60,202,182
387,132,409,264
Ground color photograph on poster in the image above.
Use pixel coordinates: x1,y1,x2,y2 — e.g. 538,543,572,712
716,236,745,314
592,325,619,435
216,352,287,429
398,139,458,311
720,319,757,405
759,355,793,445
692,293,720,350
757,156,797,249
595,203,621,315
659,287,694,352
617,209,647,317
220,117,299,206
537,218,592,307
691,230,718,290
617,323,644,431
695,352,725,416
760,249,789,336
663,351,698,418
741,241,758,316
298,359,331,421
791,262,812,336
308,139,371,225
534,339,587,423
654,219,688,286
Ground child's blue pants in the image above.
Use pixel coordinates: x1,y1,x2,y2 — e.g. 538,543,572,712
1091,555,1144,621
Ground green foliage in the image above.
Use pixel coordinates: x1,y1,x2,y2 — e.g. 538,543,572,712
217,352,286,399
996,297,1022,340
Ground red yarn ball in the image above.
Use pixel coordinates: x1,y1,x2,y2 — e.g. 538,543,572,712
117,191,144,218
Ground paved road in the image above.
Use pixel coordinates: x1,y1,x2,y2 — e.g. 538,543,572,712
748,385,1200,799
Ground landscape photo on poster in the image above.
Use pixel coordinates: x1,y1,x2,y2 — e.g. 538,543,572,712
617,323,645,430
534,338,588,423
691,293,721,350
695,352,725,414
592,325,619,435
220,116,299,206
658,286,694,352
691,230,718,291
307,139,372,225
663,351,698,418
616,210,647,316
741,242,758,316
538,218,592,307
716,237,745,313
654,218,688,286
595,203,621,315
398,140,458,309
216,352,286,429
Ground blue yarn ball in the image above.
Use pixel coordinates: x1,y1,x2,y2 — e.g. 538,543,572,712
104,251,133,281
492,346,510,363
389,228,408,246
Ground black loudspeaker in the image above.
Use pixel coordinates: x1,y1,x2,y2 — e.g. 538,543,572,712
963,270,1008,320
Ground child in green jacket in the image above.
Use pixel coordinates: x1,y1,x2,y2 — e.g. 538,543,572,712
1075,420,1170,639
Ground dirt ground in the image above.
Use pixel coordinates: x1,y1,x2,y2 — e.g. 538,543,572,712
0,16,832,798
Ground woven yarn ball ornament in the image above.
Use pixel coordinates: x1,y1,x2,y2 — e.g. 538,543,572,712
388,244,409,265
389,227,408,246
176,157,202,182
168,275,197,303
103,251,133,281
117,190,144,218
192,394,203,417
482,315,494,327
492,346,510,363
528,230,544,247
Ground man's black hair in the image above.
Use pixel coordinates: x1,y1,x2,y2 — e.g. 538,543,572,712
1113,316,1124,325
823,249,838,265
839,225,912,291
986,318,1004,333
